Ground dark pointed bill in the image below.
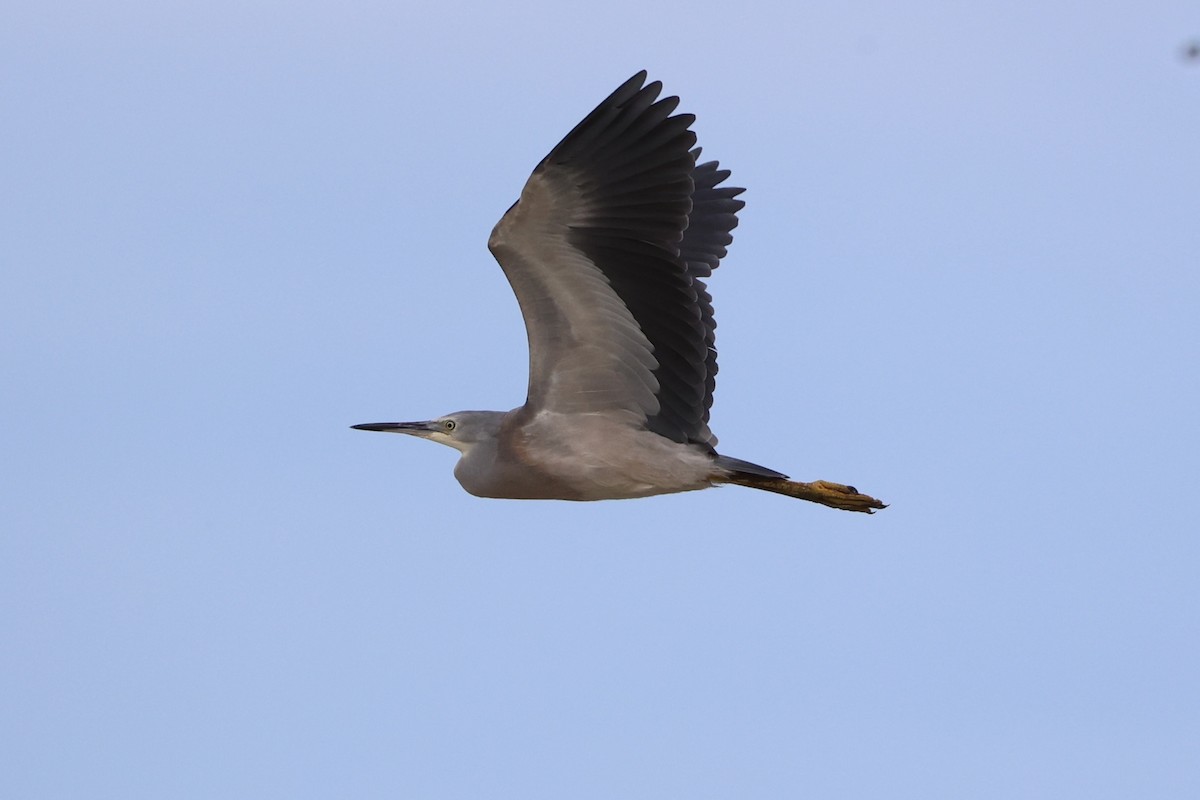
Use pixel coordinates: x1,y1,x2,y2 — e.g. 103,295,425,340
351,421,439,434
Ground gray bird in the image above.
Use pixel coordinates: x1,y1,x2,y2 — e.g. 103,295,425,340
354,72,885,512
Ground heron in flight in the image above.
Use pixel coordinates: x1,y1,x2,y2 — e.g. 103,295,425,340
354,72,885,512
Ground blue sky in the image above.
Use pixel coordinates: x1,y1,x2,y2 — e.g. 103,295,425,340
3,2,1198,798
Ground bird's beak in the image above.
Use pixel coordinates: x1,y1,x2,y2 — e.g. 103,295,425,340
351,420,439,436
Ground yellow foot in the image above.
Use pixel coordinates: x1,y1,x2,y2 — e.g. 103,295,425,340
801,480,888,513
722,472,888,513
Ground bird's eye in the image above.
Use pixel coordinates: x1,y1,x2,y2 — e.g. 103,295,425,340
443,420,456,431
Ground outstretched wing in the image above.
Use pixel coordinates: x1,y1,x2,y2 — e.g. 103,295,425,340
487,71,743,447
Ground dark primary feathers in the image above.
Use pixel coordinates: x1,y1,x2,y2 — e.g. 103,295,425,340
488,70,744,448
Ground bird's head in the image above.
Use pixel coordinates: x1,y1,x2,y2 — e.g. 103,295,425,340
351,411,505,454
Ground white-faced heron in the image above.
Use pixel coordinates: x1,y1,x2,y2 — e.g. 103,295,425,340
354,72,886,512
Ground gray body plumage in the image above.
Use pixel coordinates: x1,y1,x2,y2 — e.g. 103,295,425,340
353,73,886,513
